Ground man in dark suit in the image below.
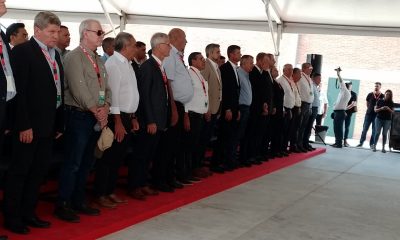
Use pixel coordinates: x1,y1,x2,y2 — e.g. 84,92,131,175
217,45,241,170
270,66,286,157
261,53,275,157
247,53,271,163
132,32,172,195
3,12,64,235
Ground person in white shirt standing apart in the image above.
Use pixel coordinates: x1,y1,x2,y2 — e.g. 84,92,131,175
182,52,209,182
296,63,314,152
331,68,351,148
93,32,139,209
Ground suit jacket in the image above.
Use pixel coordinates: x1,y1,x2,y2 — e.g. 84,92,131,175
201,59,221,114
11,37,64,138
272,79,284,116
136,56,169,130
220,62,240,118
249,66,268,116
131,60,141,80
264,69,274,111
0,31,11,131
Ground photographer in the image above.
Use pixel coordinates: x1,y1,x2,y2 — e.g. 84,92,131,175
331,68,351,148
343,82,357,147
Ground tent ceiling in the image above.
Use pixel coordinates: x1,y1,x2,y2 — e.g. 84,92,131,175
4,0,400,36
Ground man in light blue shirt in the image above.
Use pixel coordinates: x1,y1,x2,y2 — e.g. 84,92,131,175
159,28,195,185
237,55,254,166
100,37,114,63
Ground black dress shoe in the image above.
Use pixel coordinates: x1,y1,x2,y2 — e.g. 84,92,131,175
0,235,8,240
169,180,184,189
4,222,30,235
330,144,342,148
24,216,51,228
156,183,175,193
54,203,80,223
72,204,100,216
210,166,225,173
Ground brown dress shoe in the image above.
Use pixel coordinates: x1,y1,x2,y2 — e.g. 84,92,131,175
128,189,147,200
141,186,159,196
94,196,117,209
108,194,128,204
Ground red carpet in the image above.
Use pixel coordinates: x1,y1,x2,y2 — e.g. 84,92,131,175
3,148,325,240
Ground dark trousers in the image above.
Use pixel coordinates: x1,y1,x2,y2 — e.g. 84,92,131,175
374,118,391,147
4,136,53,224
304,106,319,145
199,113,218,165
344,112,353,140
359,113,377,146
333,110,346,146
261,116,272,155
290,106,301,148
244,114,267,160
237,105,250,162
93,113,132,196
297,102,311,148
182,112,204,173
58,108,99,206
130,129,161,189
271,109,285,153
216,114,239,168
315,114,323,126
152,129,174,186
282,107,293,150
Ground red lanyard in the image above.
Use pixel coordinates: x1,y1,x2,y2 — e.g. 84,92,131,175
190,67,207,97
80,46,102,88
301,72,311,89
156,62,169,97
0,39,9,75
41,49,58,81
374,92,381,100
283,76,294,92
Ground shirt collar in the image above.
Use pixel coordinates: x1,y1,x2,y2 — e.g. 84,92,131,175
229,60,238,69
113,51,129,64
255,65,262,73
152,54,163,66
207,58,218,67
33,36,51,52
190,66,201,73
238,67,249,76
170,45,183,56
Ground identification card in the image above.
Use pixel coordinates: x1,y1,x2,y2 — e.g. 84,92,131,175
56,94,61,108
309,91,313,96
99,91,105,105
6,75,15,92
205,102,208,108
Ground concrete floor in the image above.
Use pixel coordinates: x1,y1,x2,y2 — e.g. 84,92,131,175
100,146,400,240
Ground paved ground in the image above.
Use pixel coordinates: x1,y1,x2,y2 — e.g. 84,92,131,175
100,145,400,240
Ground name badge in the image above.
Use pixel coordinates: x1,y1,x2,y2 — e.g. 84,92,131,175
6,75,15,92
205,102,208,108
56,95,61,108
99,91,105,105
309,91,313,96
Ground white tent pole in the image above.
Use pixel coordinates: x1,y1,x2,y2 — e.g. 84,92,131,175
98,0,117,36
120,11,127,32
262,0,279,56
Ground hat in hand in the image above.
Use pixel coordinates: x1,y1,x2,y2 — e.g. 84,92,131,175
94,126,114,159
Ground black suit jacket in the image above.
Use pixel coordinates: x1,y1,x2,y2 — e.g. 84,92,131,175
0,31,12,131
272,79,284,116
11,37,64,138
249,67,268,116
131,60,141,80
264,70,274,111
136,56,169,130
220,62,240,118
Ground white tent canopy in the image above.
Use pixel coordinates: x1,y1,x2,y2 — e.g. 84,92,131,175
4,0,400,37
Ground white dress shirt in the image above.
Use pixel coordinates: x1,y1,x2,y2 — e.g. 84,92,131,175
333,79,351,110
185,66,209,114
294,83,302,107
105,51,139,114
297,72,314,103
228,60,239,84
277,75,295,109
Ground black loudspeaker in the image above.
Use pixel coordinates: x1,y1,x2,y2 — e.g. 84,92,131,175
306,54,323,76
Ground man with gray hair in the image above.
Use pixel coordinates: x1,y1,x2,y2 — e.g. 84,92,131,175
135,32,174,193
3,11,63,234
93,32,140,207
56,19,111,223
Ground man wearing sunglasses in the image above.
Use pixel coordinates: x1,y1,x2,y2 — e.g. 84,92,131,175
56,19,111,223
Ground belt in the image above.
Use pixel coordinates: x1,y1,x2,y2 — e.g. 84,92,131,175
334,109,345,112
65,105,89,112
120,112,135,119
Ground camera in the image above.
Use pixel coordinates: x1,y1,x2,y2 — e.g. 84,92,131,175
334,67,342,72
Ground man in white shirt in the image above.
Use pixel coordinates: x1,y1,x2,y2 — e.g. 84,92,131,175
289,68,304,152
182,52,209,181
93,32,139,208
277,64,295,153
296,63,314,152
331,68,351,148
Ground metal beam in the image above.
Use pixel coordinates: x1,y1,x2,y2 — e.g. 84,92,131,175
119,11,127,32
262,0,279,56
98,0,117,36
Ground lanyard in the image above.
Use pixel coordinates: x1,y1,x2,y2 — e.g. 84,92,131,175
190,67,207,97
41,49,59,81
80,46,102,88
0,39,9,75
157,62,169,97
374,92,381,100
283,76,294,92
301,72,312,89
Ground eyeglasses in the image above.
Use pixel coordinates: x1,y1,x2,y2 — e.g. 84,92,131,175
86,29,105,36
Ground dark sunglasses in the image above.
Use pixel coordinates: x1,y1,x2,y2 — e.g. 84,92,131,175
86,29,105,36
